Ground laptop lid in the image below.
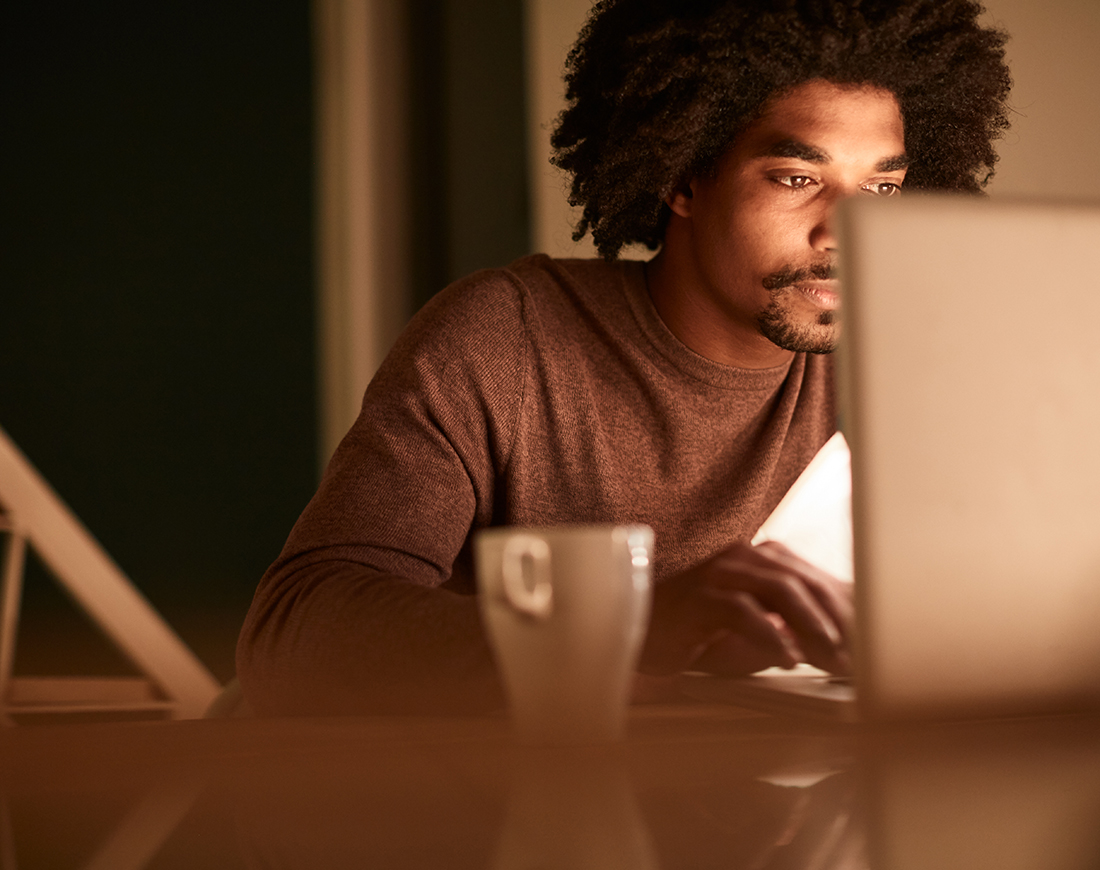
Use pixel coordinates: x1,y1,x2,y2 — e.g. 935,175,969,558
837,194,1100,720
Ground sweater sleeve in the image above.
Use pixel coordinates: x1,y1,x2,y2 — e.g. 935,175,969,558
236,270,529,715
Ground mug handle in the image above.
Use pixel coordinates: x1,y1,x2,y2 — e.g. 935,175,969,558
501,535,553,619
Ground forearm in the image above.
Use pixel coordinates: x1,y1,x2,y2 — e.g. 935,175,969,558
237,561,504,716
235,273,532,717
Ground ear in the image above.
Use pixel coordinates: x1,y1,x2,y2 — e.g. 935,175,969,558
665,181,694,218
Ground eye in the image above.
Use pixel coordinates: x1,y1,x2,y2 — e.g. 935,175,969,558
862,182,902,197
774,175,817,190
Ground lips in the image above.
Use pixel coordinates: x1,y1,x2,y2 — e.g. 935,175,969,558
762,262,837,291
794,280,840,309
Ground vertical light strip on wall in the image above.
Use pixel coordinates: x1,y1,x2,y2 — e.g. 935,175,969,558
313,0,411,470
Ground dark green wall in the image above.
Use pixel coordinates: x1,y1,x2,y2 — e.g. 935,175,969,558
1,3,317,680
0,1,530,682
407,0,531,310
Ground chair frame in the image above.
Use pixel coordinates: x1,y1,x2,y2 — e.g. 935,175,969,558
0,425,220,724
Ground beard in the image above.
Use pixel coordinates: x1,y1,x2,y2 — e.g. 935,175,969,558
757,261,841,354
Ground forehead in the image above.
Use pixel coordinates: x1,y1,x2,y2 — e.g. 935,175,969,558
730,79,905,162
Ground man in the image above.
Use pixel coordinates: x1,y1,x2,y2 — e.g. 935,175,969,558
237,0,1011,715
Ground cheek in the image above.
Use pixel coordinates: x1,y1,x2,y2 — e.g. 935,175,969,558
690,183,800,285
723,203,792,275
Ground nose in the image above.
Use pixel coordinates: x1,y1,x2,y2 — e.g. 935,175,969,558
809,189,853,252
809,208,838,252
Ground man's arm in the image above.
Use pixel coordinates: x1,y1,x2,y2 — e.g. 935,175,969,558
238,560,503,715
236,272,528,716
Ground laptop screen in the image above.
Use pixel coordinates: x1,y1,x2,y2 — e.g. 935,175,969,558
837,194,1100,719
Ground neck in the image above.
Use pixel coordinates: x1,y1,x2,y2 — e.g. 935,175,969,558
645,236,794,370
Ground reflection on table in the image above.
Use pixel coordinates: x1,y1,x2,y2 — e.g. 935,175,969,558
2,704,1099,869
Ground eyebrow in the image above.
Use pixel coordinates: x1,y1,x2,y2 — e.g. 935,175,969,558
875,153,911,172
758,138,910,172
760,139,830,163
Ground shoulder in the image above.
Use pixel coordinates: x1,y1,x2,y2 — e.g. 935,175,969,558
405,260,528,344
436,253,631,310
396,254,631,355
506,253,632,290
366,255,596,403
508,254,641,311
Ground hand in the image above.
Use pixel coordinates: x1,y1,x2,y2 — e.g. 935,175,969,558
639,541,853,677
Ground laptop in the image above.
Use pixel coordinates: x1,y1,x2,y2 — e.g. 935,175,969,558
681,194,1100,722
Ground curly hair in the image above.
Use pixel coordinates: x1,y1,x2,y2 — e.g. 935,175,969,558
551,0,1012,258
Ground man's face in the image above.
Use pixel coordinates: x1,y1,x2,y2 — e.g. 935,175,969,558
660,79,908,365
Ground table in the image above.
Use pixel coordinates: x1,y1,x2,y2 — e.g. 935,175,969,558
2,703,1099,869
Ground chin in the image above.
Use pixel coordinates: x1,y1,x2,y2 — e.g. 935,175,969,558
757,294,842,354
759,317,841,354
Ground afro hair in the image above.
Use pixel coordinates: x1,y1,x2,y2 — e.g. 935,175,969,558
551,0,1012,257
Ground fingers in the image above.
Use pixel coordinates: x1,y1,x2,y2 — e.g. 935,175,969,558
692,628,798,676
753,541,854,640
702,542,851,674
641,580,802,675
698,588,803,670
642,540,853,677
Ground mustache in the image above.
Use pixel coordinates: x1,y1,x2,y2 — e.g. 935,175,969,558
762,262,837,291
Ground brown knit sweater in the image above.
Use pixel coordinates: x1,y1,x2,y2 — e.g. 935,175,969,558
237,255,836,714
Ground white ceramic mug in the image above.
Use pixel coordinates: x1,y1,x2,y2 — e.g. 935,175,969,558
475,524,654,743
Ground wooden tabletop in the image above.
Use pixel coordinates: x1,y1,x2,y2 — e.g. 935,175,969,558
2,704,1099,869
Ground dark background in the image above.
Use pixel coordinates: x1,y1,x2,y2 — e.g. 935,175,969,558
1,1,530,682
